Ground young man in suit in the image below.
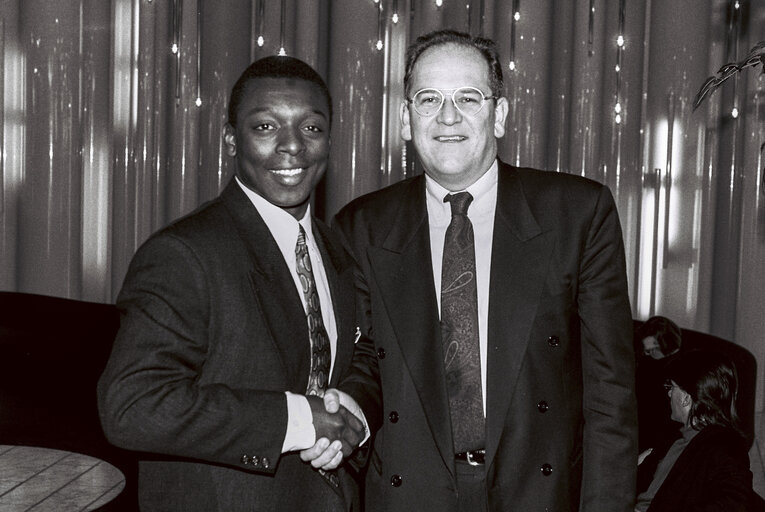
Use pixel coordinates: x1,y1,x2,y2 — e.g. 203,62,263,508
332,29,638,511
98,56,366,511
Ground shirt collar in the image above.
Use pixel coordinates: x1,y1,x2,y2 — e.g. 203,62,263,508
235,176,312,253
680,425,701,442
425,159,498,219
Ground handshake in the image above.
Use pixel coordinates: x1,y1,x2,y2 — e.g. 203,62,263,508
301,389,367,471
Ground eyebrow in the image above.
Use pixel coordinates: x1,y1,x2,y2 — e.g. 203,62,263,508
242,107,329,120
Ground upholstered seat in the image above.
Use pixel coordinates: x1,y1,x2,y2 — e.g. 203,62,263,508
0,291,137,510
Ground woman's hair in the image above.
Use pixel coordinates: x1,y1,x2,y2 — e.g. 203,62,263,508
635,315,682,358
666,349,741,433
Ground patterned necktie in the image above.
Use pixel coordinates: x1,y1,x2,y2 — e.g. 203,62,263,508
441,192,485,453
295,225,331,396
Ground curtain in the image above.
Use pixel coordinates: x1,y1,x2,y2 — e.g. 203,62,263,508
1,0,764,406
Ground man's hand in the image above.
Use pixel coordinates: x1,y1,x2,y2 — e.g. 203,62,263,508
301,391,365,469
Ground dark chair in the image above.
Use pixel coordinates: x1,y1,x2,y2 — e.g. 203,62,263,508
0,291,137,510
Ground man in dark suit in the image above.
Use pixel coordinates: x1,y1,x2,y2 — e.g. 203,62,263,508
98,56,366,511
333,30,638,511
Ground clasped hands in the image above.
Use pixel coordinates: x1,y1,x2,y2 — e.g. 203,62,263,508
301,389,366,471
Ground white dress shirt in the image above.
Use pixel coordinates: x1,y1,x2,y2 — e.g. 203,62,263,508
425,160,498,415
235,177,337,452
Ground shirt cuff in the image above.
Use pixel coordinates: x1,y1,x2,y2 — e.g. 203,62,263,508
281,392,316,452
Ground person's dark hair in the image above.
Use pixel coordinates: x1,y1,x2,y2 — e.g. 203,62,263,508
635,315,682,358
403,29,504,99
666,349,741,433
227,55,332,128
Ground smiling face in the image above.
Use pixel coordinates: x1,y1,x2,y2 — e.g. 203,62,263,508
224,77,330,220
401,43,508,191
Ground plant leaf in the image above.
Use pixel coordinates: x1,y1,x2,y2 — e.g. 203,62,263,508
693,41,765,110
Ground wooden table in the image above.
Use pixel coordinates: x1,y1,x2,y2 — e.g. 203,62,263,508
0,445,125,511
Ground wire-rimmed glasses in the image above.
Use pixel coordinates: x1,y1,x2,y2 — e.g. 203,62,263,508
406,86,496,117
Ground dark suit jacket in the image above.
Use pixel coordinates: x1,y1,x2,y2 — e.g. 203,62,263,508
334,162,637,512
645,426,752,512
97,179,360,511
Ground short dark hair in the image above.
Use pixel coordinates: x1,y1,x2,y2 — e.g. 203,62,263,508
666,350,741,433
403,29,504,99
635,315,682,357
227,55,332,127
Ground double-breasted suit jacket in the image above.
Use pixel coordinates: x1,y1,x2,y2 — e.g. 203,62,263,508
335,162,638,512
98,179,360,511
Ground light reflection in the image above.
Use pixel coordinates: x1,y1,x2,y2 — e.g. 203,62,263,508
3,42,26,199
637,116,684,318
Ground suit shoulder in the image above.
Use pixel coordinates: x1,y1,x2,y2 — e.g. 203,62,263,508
136,196,233,260
335,174,422,224
510,166,607,196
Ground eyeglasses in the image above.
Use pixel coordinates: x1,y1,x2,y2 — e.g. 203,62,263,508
406,86,496,117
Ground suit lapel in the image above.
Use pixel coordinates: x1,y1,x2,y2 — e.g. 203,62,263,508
312,220,355,388
366,177,455,473
220,181,311,392
485,164,555,468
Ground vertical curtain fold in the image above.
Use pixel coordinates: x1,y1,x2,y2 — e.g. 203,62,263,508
19,0,83,297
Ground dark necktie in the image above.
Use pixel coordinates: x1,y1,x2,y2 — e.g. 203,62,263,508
441,192,485,453
295,225,331,396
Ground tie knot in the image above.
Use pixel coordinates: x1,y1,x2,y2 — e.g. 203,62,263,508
444,192,473,216
296,225,307,252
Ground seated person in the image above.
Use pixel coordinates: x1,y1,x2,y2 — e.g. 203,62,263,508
635,316,684,453
634,349,753,512
636,316,682,361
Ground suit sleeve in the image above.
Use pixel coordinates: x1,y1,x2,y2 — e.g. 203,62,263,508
577,185,638,511
97,233,288,474
331,213,384,439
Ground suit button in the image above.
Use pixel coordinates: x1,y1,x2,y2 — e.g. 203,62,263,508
541,463,553,476
261,457,270,469
377,348,386,359
390,474,403,487
251,456,260,467
240,454,249,464
388,411,399,423
547,335,560,347
537,401,549,413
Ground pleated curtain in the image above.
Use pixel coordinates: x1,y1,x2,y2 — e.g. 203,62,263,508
1,0,763,406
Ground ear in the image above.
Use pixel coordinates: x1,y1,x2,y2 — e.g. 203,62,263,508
223,124,237,157
681,393,692,407
400,101,412,141
493,97,509,139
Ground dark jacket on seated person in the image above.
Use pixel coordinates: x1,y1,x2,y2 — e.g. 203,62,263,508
638,425,751,512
